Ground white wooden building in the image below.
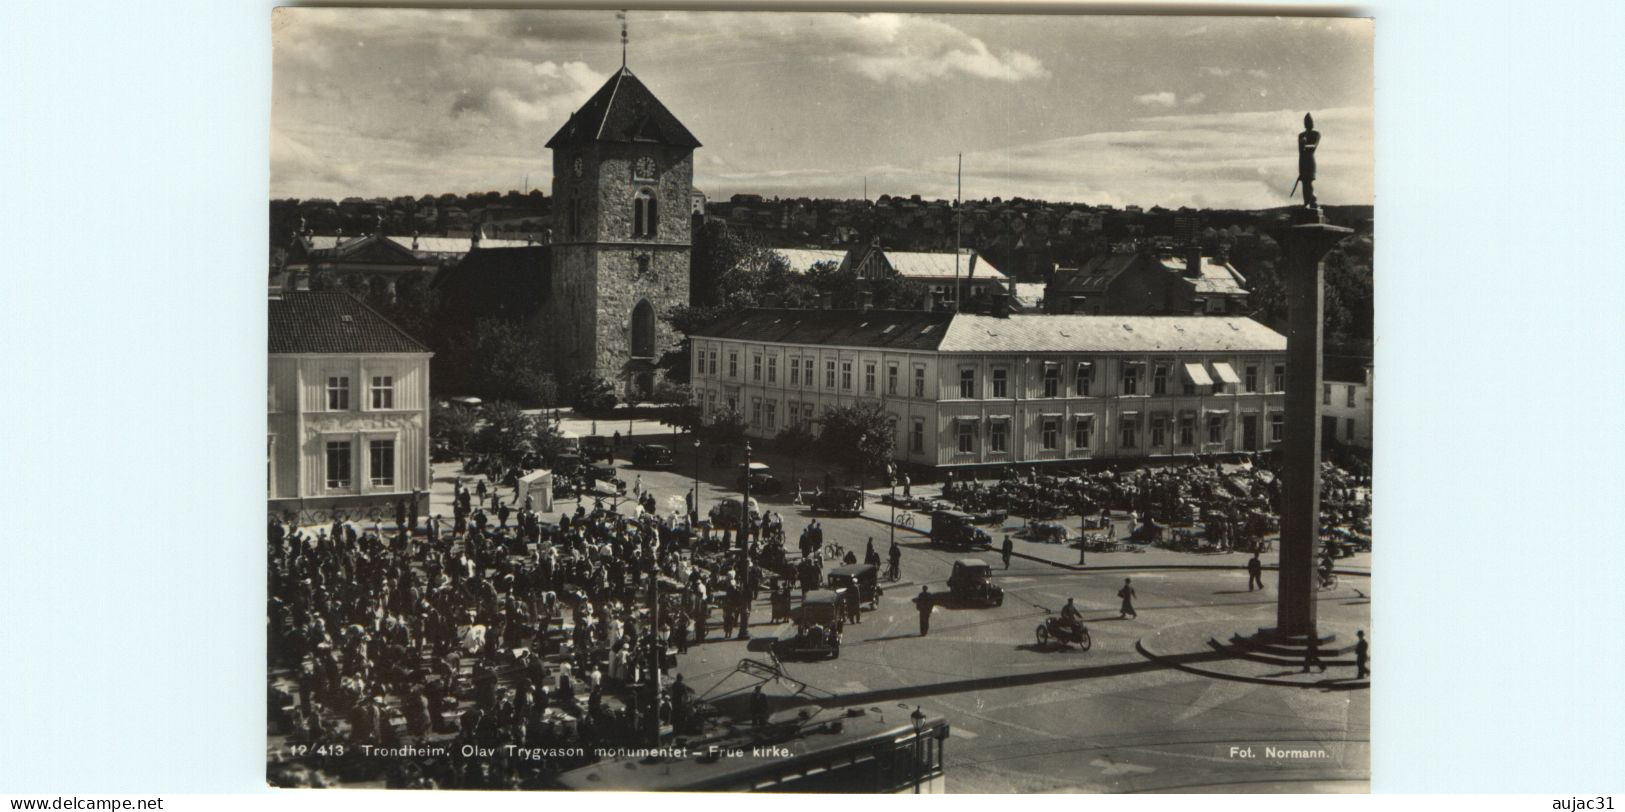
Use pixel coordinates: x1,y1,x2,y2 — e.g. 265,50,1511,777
268,291,433,516
690,308,1288,470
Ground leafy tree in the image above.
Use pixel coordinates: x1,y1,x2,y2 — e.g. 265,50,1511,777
430,402,479,461
465,319,557,406
653,382,701,436
468,401,536,473
701,407,748,457
773,422,818,491
565,371,618,414
816,403,895,486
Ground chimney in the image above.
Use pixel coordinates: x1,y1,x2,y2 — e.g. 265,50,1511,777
990,288,1010,318
411,231,420,251
820,292,834,310
1185,244,1202,277
923,289,936,312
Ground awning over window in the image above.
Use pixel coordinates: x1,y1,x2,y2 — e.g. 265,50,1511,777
1183,363,1214,386
1205,408,1230,416
955,416,981,424
987,415,1012,422
1074,414,1096,423
1211,362,1242,385
1076,361,1094,368
1120,410,1140,417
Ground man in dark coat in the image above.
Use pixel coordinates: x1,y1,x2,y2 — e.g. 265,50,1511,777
1247,552,1265,591
1001,535,1014,570
1354,630,1369,679
914,586,934,636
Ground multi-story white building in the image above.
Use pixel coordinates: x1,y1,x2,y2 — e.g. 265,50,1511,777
268,290,433,516
1322,358,1373,449
690,308,1289,470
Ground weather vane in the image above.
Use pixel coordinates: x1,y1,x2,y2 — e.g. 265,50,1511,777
1291,112,1320,209
618,10,628,68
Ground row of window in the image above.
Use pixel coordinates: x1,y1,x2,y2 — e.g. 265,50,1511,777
698,351,1285,401
954,412,1285,455
324,376,396,412
325,439,395,489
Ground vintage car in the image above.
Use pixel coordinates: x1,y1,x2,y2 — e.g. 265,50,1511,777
929,509,993,550
735,462,783,495
826,563,883,609
630,443,675,469
708,496,762,529
809,487,865,516
773,589,844,659
946,558,1004,607
580,435,613,463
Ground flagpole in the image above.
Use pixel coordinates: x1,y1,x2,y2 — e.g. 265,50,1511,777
954,153,962,312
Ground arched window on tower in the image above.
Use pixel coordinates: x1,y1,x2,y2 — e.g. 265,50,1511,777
631,299,656,359
632,188,657,238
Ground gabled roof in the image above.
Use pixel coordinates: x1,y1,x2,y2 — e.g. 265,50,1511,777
1152,254,1249,295
691,308,953,352
937,314,1286,354
268,291,431,355
881,250,1007,281
546,67,700,149
295,233,434,267
770,248,850,275
1052,252,1139,294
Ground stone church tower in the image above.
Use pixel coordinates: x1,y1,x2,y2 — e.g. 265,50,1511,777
546,67,699,400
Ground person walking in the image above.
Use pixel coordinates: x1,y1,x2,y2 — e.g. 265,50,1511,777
1117,578,1137,619
1303,635,1326,673
901,472,912,498
914,586,934,637
1354,630,1369,679
1001,535,1014,570
1247,552,1265,592
750,685,770,727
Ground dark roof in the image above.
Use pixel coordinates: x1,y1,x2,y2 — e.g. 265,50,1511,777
268,291,430,355
1051,253,1140,295
432,246,551,325
691,308,954,351
545,67,700,149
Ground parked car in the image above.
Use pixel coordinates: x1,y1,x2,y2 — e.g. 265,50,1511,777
631,443,674,469
825,563,883,609
810,487,865,516
708,496,762,529
773,589,843,659
581,435,613,463
946,558,1004,606
735,462,783,495
930,509,993,549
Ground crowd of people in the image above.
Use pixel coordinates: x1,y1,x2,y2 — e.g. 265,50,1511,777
266,475,816,789
941,455,1372,553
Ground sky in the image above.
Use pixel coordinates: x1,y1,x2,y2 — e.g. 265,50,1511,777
271,10,1373,210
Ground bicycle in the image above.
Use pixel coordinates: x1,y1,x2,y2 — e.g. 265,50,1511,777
896,511,915,528
884,560,901,582
823,542,847,561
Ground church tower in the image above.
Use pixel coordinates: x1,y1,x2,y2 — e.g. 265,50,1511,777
546,67,699,400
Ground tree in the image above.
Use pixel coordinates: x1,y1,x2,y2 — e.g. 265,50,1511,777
816,403,895,486
465,320,557,406
430,402,479,462
701,407,748,460
565,371,618,415
773,422,818,492
468,401,536,474
653,382,701,437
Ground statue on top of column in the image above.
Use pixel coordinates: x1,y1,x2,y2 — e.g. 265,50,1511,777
1295,112,1320,209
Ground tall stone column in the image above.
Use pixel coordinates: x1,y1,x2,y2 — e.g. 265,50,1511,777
1275,208,1352,637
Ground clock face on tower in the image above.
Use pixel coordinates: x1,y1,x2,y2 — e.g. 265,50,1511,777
633,156,656,181
572,157,584,178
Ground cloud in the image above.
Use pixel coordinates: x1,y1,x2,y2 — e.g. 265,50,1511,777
1134,92,1177,108
1183,93,1207,105
825,14,1049,84
700,106,1373,210
1247,68,1270,78
1198,66,1232,77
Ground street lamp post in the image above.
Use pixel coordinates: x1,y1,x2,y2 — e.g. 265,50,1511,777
888,463,897,551
691,438,701,527
910,705,927,794
742,441,753,545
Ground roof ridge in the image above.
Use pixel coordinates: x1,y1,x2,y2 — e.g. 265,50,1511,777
594,68,629,142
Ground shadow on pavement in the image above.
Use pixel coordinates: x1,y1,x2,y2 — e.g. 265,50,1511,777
814,648,1231,708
